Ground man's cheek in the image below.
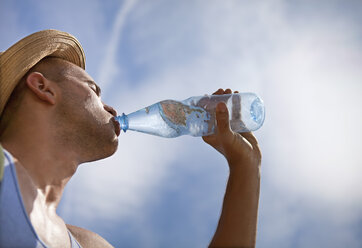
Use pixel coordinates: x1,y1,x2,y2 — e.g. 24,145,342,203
84,97,108,121
84,95,100,110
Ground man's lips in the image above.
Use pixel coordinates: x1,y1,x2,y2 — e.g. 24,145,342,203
112,118,121,136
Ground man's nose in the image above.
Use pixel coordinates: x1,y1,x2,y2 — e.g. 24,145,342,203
103,103,118,117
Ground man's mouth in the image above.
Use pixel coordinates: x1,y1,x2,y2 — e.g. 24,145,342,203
112,118,121,136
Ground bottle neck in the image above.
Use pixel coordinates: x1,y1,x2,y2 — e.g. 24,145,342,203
115,113,129,132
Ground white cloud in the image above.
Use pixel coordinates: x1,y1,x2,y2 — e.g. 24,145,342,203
61,133,184,222
264,20,362,207
62,0,362,246
97,0,138,91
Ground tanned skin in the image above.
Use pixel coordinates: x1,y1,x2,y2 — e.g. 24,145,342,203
205,89,261,248
0,58,261,247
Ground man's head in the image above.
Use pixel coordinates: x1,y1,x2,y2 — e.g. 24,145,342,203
0,30,120,163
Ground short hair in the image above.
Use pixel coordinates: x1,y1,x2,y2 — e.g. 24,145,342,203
0,57,68,137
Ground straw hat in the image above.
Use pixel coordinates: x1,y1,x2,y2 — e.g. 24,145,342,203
0,29,86,117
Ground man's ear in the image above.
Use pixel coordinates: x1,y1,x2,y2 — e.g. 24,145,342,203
25,72,57,105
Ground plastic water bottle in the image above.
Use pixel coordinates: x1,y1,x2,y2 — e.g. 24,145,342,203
115,93,265,138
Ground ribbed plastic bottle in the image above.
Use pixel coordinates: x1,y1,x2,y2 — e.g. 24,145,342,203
115,93,265,138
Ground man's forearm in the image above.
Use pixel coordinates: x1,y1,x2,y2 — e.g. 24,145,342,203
209,164,260,248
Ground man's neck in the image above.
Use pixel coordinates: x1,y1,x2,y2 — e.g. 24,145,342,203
1,130,79,209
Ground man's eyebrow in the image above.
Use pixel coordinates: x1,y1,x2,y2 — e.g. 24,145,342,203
85,80,101,96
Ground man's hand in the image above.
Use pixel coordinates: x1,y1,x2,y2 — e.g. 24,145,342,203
202,88,261,170
203,88,261,248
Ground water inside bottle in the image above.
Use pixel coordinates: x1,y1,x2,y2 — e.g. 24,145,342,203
118,93,264,137
119,100,212,138
250,98,264,125
158,100,211,137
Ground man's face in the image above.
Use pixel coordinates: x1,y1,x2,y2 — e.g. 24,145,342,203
52,61,120,163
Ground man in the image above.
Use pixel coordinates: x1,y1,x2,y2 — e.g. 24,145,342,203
0,30,261,248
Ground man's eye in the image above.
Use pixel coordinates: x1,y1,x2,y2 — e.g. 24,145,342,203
91,87,97,94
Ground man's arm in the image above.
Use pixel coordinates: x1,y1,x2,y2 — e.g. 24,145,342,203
203,89,261,248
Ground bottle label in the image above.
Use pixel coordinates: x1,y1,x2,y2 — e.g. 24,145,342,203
159,100,210,136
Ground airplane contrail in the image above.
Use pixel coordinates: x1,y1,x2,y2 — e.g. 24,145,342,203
98,0,138,94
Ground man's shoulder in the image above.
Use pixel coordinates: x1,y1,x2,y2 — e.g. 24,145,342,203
66,224,114,248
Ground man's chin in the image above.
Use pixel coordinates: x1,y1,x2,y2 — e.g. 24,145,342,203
103,140,119,158
85,141,119,163
109,139,119,155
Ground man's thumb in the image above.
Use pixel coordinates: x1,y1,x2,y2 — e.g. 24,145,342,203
215,102,230,134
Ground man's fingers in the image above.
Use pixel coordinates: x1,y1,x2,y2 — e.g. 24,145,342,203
216,102,231,135
212,88,224,95
211,88,236,95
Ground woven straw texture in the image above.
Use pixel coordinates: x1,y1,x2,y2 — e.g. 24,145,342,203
0,29,85,116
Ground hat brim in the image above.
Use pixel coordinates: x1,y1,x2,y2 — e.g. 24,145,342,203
0,29,86,116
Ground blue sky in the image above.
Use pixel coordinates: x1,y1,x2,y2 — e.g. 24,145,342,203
1,0,362,247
